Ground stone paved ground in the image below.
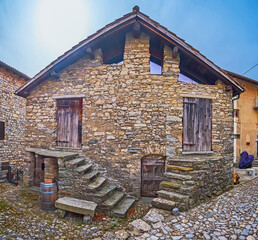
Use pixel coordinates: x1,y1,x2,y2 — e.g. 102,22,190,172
0,178,257,240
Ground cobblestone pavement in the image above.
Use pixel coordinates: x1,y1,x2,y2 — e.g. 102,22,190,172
0,178,257,240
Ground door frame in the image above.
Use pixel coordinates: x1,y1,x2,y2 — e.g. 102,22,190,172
56,97,83,149
141,154,166,197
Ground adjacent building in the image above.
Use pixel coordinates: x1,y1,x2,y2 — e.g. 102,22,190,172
226,71,258,163
0,60,29,175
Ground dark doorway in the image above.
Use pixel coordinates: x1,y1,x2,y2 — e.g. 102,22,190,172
34,155,44,187
141,154,165,197
56,98,82,148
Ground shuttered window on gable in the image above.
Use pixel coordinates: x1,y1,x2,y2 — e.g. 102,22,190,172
0,121,5,140
183,97,212,152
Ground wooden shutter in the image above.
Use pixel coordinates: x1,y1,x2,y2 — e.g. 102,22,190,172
56,98,82,148
0,122,5,140
183,98,212,151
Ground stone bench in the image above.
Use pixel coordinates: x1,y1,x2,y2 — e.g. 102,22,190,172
55,197,97,223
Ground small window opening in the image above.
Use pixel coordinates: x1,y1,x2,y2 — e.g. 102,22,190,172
0,121,5,140
105,53,124,65
150,56,162,75
178,73,199,84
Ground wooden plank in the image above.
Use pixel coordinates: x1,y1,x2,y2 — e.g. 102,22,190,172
183,97,212,152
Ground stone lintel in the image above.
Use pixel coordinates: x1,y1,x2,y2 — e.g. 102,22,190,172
181,94,216,99
53,94,85,99
182,151,213,155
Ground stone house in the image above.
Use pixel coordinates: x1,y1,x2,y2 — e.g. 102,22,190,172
226,70,258,165
0,60,29,181
16,7,245,212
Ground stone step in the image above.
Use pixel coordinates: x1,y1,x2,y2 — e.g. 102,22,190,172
158,190,189,204
152,197,176,211
88,176,106,191
101,190,124,211
83,170,99,180
55,197,97,217
66,157,85,168
160,181,182,189
164,172,192,181
112,197,136,218
160,182,196,196
92,184,117,203
75,163,92,174
167,165,193,172
0,179,6,183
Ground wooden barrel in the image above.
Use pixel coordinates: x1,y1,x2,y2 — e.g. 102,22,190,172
40,182,58,211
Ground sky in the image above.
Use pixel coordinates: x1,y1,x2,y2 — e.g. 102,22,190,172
0,0,257,80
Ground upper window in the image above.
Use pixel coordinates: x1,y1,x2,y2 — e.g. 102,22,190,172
183,97,212,152
178,73,199,84
150,59,162,75
0,121,5,140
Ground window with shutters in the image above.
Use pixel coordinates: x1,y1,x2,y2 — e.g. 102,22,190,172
183,97,212,152
0,121,5,140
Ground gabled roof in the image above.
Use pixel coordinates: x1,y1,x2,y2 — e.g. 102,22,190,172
0,60,29,80
16,6,244,97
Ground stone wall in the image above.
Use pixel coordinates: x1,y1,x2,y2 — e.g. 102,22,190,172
24,32,234,197
0,67,26,169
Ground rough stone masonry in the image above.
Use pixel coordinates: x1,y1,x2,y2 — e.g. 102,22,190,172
0,66,27,171
23,31,234,199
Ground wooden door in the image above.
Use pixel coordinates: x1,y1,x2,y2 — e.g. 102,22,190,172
56,98,82,148
34,155,44,187
183,97,212,151
141,155,165,197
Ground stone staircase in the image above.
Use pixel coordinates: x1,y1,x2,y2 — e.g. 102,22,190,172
58,153,136,218
152,155,233,211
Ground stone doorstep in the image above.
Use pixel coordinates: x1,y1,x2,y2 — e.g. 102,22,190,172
112,197,136,218
152,197,176,211
55,197,97,217
88,176,106,190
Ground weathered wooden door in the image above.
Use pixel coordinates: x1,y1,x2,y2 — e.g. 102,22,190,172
56,98,82,148
34,155,44,187
141,155,165,197
183,97,212,151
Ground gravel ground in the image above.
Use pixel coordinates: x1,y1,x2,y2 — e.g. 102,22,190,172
0,177,257,240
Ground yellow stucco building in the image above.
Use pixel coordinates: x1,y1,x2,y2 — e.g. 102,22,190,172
226,71,258,163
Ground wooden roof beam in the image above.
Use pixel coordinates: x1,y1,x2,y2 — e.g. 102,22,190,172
180,66,212,85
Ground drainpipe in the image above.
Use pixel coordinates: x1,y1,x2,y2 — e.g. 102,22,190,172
232,90,245,163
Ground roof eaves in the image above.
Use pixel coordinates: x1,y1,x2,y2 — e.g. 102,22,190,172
16,11,137,96
0,60,30,80
136,12,244,93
